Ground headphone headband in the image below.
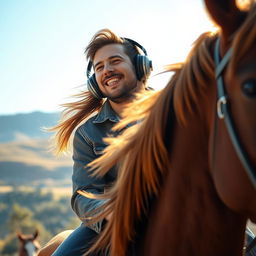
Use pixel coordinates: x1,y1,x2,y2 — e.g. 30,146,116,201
86,37,148,77
122,37,148,56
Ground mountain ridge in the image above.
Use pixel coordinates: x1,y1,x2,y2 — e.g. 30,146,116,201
0,111,60,142
0,111,72,187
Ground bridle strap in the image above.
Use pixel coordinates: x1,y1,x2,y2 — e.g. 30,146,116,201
246,236,256,254
214,38,256,189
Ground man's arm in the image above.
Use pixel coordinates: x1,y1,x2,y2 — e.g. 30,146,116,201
71,127,107,233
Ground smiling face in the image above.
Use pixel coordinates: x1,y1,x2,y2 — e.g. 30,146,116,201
93,44,139,103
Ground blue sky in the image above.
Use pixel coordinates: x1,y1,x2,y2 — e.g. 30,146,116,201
0,0,214,115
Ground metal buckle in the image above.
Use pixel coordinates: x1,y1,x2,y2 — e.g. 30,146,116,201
217,96,227,119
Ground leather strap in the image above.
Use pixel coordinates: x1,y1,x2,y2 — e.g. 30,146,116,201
214,38,256,189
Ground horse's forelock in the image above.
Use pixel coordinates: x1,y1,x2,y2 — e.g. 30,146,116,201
229,4,256,75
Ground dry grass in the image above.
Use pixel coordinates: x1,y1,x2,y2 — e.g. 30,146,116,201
0,138,72,170
0,185,72,199
42,187,72,199
0,186,12,193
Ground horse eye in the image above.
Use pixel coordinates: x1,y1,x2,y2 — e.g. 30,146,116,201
241,79,256,97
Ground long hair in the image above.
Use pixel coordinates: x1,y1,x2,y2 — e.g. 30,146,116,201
82,31,216,255
83,3,256,255
49,28,142,154
49,91,103,154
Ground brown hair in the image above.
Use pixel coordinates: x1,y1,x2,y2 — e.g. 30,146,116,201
50,28,141,154
82,31,217,255
83,3,256,255
85,28,141,67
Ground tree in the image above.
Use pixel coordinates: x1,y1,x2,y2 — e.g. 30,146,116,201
8,204,34,233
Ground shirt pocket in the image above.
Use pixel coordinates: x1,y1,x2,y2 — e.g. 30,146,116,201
92,142,106,155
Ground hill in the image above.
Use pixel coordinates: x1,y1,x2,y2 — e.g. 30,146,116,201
0,112,77,255
0,111,60,142
0,111,72,187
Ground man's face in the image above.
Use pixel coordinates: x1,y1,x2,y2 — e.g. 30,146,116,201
93,44,138,102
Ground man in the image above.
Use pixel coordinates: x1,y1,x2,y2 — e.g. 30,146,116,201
38,28,152,256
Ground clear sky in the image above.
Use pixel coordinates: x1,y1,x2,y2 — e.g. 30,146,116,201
0,0,214,115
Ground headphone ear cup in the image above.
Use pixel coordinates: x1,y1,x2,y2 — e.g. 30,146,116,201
87,74,105,99
135,55,152,81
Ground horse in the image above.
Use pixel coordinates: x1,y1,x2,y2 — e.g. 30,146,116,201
37,230,73,256
78,0,256,255
17,230,40,256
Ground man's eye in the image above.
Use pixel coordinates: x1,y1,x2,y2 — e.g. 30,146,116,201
96,66,103,72
112,59,121,64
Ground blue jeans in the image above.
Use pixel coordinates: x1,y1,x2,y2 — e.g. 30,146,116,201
52,224,100,256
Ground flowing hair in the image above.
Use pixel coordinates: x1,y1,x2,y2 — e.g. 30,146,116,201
49,28,142,154
48,91,103,154
81,31,216,255
80,4,256,256
81,3,256,255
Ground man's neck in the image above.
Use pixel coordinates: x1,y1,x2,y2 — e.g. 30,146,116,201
108,82,145,116
108,99,131,117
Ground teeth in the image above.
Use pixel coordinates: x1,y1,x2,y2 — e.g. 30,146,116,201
106,78,119,86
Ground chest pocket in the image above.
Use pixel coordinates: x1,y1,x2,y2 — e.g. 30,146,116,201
93,142,107,156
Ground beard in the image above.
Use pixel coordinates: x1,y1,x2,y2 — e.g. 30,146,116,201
108,91,135,103
105,81,138,103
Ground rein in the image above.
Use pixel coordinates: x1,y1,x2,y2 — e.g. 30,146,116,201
214,37,256,189
246,236,256,254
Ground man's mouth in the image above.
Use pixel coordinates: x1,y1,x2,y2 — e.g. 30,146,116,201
104,74,122,87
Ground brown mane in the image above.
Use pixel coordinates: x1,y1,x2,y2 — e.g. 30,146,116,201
81,3,256,255
82,31,216,255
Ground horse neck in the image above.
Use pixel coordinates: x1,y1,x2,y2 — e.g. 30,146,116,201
169,108,212,175
18,246,27,256
140,88,246,255
172,83,216,157
19,240,38,256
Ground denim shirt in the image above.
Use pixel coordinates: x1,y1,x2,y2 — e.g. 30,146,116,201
71,100,120,233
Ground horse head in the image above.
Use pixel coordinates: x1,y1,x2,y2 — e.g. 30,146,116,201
205,0,256,223
17,230,40,256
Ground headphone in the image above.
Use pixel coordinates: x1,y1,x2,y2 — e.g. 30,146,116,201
86,38,153,99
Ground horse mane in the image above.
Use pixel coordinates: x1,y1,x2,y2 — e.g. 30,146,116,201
82,31,215,255
83,4,256,255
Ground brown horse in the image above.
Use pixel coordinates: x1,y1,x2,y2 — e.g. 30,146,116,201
79,0,256,255
37,230,73,256
17,230,40,256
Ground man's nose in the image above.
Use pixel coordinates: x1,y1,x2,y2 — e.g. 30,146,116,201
103,63,114,74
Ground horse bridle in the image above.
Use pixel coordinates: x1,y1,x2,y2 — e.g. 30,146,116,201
214,37,256,189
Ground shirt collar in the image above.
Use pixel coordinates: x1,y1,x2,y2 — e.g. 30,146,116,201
93,100,120,124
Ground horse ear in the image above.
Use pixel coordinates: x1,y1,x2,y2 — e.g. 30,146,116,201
17,232,24,241
204,0,246,40
33,230,39,239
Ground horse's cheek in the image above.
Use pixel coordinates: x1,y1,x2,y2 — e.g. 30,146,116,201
212,155,256,218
